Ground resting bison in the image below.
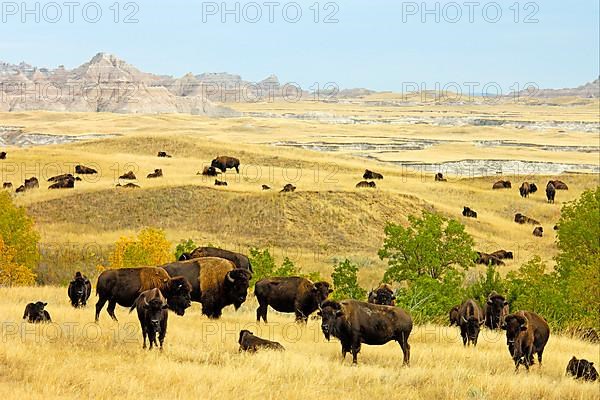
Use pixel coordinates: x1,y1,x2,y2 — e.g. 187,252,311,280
211,156,240,173
462,206,478,218
546,182,556,203
485,291,509,330
476,252,504,266
116,183,140,189
519,182,538,198
492,180,512,189
24,177,39,190
549,180,568,190
48,173,81,183
162,258,252,319
458,299,485,346
189,247,253,273
319,300,412,365
130,288,168,350
255,277,332,323
566,357,598,382
119,171,137,180
49,175,76,189
280,184,296,193
435,173,447,182
68,272,92,308
157,151,172,158
0,152,6,160
23,302,51,323
15,185,25,193
367,284,396,306
75,165,97,175
363,169,383,180
449,305,460,326
201,166,219,176
502,311,550,371
3,182,12,189
238,330,285,352
490,250,513,260
95,267,192,322
262,184,271,190
215,179,228,186
147,169,163,179
356,181,376,188
514,213,540,225
533,227,543,237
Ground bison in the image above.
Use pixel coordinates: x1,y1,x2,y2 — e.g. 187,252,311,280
520,182,538,198
214,179,228,186
502,311,550,371
189,247,253,273
178,253,192,261
48,173,81,183
119,171,137,180
157,151,172,158
255,277,332,323
23,301,51,323
356,181,376,188
566,357,598,382
367,284,396,306
476,252,505,266
75,165,97,175
549,180,568,190
458,299,485,346
435,173,447,182
49,176,75,189
15,185,25,193
262,184,271,190
211,156,240,173
130,288,169,350
493,180,512,189
24,177,39,190
514,213,540,225
533,227,543,237
462,206,478,219
485,291,509,330
363,169,383,180
319,300,412,365
200,166,219,177
238,330,285,352
0,151,6,160
489,250,513,260
147,169,163,179
3,182,12,190
546,182,556,203
95,267,192,322
116,183,140,189
162,258,252,319
449,305,460,326
68,272,92,308
280,184,296,193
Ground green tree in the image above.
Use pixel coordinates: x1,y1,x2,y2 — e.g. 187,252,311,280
379,211,476,282
465,264,507,306
248,248,299,286
0,191,40,272
174,238,197,260
331,259,367,301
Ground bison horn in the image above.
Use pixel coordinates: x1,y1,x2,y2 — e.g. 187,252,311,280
461,316,468,323
142,297,149,307
226,272,235,283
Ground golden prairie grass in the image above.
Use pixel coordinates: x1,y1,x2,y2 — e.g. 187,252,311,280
0,286,598,400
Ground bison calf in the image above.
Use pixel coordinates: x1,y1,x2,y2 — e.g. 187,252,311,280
68,272,92,308
356,181,376,188
502,311,550,371
435,173,447,182
23,302,52,323
238,330,285,352
533,227,543,237
130,288,169,350
449,305,460,326
462,207,477,219
566,357,598,381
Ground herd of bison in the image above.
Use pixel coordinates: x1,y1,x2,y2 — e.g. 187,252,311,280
3,150,596,381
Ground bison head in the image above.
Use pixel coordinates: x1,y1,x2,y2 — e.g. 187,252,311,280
462,315,484,342
164,276,192,316
142,295,168,331
224,269,252,309
313,282,333,304
238,329,253,345
501,314,528,346
486,294,509,329
370,285,395,306
318,300,343,341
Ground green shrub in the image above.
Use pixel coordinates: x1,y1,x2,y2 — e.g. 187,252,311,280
248,248,300,286
331,259,367,301
175,238,197,260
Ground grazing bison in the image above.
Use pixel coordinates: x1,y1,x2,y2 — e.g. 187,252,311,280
49,175,75,189
238,330,285,352
116,183,140,189
449,305,460,327
262,184,271,190
189,247,253,273
319,300,412,365
75,165,97,175
119,171,137,180
490,250,513,260
68,272,92,308
566,357,598,382
519,182,538,198
211,156,240,173
214,179,228,186
255,277,332,323
485,292,509,330
502,311,550,371
549,180,568,190
130,288,169,350
280,183,296,193
162,258,252,319
147,169,163,179
367,284,396,306
435,173,447,182
157,151,172,158
3,182,12,189
462,206,478,219
24,177,39,190
95,267,192,322
546,182,556,203
23,302,51,323
533,227,543,237
493,180,512,189
458,299,485,346
363,169,383,180
356,181,376,188
514,213,540,225
200,166,219,177
15,185,25,193
476,252,505,266
0,152,6,160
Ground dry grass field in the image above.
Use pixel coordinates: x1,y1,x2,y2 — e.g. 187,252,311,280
0,101,598,398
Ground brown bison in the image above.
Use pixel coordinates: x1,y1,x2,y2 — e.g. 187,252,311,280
490,250,513,260
215,179,228,186
15,185,25,193
356,181,376,188
116,183,140,189
533,227,543,237
367,284,396,306
238,330,285,352
147,169,163,179
363,169,383,180
95,267,192,322
546,182,556,203
3,182,12,189
319,300,412,365
502,311,550,371
449,305,460,326
485,291,509,330
119,171,137,180
435,173,447,182
492,180,512,189
514,213,540,225
255,277,332,323
566,357,598,381
189,247,253,273
49,175,76,189
280,183,296,193
200,166,219,176
211,156,240,173
24,177,39,190
462,206,478,218
23,301,52,323
549,180,568,190
162,258,252,319
68,272,92,308
0,152,6,160
75,165,97,174
130,288,169,350
262,184,271,190
476,252,505,266
458,299,485,346
48,173,81,183
519,182,538,198
157,151,172,158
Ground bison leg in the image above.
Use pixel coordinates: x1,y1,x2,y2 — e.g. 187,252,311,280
235,166,239,173
398,334,411,367
107,300,118,321
460,327,468,346
141,326,147,349
256,302,268,323
95,297,108,322
294,310,308,324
